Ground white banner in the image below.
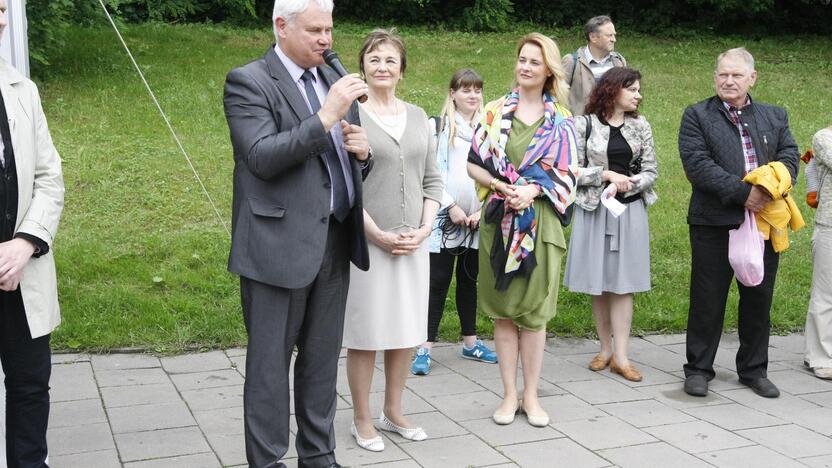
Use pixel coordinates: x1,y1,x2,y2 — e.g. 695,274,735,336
0,0,29,77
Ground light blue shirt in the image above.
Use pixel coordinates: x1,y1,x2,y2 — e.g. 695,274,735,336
273,44,355,207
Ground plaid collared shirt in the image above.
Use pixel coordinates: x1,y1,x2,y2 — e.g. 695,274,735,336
723,99,758,174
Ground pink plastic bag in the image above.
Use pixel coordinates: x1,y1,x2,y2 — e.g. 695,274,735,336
728,209,765,287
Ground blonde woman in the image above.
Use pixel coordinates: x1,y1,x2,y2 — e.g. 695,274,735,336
412,68,497,376
467,33,578,427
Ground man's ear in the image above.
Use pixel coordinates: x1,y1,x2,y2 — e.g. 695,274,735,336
275,17,288,40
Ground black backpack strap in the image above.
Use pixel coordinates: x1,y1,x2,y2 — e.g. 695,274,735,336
582,115,592,168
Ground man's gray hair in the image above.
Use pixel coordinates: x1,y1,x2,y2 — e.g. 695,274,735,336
272,0,334,42
584,15,612,41
716,47,755,72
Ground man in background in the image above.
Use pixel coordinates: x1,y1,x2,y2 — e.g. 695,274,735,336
562,15,627,115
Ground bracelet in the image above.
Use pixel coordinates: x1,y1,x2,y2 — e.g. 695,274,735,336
489,177,499,191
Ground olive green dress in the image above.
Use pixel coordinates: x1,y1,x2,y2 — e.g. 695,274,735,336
478,117,567,331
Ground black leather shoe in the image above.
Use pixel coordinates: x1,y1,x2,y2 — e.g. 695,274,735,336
684,374,708,397
739,377,780,398
324,464,342,468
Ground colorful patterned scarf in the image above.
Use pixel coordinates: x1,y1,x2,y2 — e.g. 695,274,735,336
468,89,578,290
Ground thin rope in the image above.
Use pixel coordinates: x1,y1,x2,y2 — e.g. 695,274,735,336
97,0,231,237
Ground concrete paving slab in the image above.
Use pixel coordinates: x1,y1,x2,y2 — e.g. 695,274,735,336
719,388,821,419
538,394,608,423
160,351,233,374
768,369,832,395
91,354,161,371
170,369,245,391
225,347,247,358
544,337,601,356
460,416,562,447
628,346,685,373
49,449,122,468
428,390,503,422
604,362,684,388
642,420,755,454
381,411,468,441
803,390,832,408
228,354,247,377
49,398,107,428
47,422,116,456
552,415,657,450
192,406,244,436
123,452,222,468
539,357,607,383
50,362,99,402
114,427,212,462
635,382,730,409
476,376,566,397
95,368,171,388
558,378,650,405
51,353,91,364
107,401,196,434
205,432,247,466
497,438,611,468
801,454,832,467
681,403,786,431
598,441,713,468
596,399,697,428
642,333,686,346
179,384,244,411
769,334,807,354
736,424,832,458
697,445,809,468
101,382,181,408
398,434,510,468
404,371,486,398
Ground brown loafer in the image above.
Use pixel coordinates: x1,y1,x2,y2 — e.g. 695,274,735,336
588,354,612,371
610,358,642,382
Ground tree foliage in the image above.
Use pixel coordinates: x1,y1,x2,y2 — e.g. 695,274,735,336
26,0,832,75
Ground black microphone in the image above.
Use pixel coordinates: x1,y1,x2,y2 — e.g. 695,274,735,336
323,49,368,103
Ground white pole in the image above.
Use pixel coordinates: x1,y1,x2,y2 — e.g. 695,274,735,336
0,0,30,77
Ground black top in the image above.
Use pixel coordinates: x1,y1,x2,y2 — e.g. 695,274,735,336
606,123,640,204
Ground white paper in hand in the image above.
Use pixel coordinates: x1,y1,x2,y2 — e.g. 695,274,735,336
601,184,627,218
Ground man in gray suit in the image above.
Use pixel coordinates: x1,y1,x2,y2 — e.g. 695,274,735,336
223,1,371,466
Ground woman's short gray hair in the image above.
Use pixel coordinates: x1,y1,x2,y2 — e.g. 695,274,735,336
716,47,755,72
272,0,334,41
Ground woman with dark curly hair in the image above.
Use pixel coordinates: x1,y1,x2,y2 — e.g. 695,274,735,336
563,67,658,382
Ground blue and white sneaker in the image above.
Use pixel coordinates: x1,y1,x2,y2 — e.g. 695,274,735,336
411,347,431,375
462,340,498,363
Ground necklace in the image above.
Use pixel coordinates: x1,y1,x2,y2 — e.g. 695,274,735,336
366,98,403,128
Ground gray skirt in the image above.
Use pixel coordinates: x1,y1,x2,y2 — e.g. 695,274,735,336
563,199,651,295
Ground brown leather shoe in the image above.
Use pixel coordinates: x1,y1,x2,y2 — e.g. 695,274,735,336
610,358,642,382
588,354,612,371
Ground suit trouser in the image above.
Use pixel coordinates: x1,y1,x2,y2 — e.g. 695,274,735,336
0,289,51,468
241,220,349,468
684,224,779,380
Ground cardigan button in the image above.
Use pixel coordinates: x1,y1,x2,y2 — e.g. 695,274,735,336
320,217,328,224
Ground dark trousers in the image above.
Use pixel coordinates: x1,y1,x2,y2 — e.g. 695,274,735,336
241,220,349,468
427,247,479,343
1,289,51,468
684,224,779,380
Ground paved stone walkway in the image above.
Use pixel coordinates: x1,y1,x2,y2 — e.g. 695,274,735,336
4,333,832,467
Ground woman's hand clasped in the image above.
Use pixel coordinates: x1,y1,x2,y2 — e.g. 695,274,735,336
370,226,431,256
505,184,540,211
604,171,634,194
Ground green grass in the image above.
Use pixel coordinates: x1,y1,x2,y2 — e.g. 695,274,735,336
40,23,832,351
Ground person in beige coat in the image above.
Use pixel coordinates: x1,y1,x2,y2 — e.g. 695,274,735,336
561,15,627,116
0,1,65,465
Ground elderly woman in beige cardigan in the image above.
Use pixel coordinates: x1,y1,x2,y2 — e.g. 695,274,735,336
341,29,442,452
805,125,832,380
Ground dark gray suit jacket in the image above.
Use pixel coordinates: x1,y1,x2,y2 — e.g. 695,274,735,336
224,48,371,289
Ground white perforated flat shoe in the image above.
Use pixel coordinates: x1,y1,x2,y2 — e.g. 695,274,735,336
350,421,384,452
492,399,521,425
376,412,427,441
